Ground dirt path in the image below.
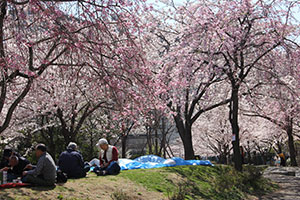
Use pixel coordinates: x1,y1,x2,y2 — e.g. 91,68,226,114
259,167,300,200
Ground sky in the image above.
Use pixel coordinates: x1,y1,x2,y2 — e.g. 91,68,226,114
147,0,300,42
147,0,300,21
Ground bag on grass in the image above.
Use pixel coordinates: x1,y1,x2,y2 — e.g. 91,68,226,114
56,170,68,183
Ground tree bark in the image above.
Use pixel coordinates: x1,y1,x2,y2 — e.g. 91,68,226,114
121,134,127,158
174,115,195,160
0,0,6,59
0,78,32,133
146,126,153,154
286,116,297,166
89,131,94,159
48,127,56,163
229,87,242,171
159,117,167,158
57,108,77,146
155,127,159,155
182,128,195,160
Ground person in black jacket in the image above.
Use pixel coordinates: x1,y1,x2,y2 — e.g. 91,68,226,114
58,142,90,178
0,148,13,169
7,155,30,181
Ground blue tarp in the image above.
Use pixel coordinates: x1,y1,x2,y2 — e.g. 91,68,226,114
118,155,213,170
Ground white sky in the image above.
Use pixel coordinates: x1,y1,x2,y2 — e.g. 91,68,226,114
147,0,300,21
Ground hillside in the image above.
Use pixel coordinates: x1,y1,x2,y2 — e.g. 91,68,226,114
0,165,277,200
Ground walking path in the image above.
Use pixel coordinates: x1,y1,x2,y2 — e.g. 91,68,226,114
259,167,300,200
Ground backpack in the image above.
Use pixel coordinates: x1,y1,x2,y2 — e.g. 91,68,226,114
56,170,68,183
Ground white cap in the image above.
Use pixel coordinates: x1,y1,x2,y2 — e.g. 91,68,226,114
67,142,77,150
96,138,108,147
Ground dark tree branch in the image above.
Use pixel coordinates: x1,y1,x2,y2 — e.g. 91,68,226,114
243,42,281,80
0,78,33,133
0,73,6,114
74,101,106,134
243,113,285,129
191,98,231,124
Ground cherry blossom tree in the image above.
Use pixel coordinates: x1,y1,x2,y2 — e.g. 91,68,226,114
193,107,233,164
1,0,154,142
190,103,277,164
153,0,299,170
243,48,300,166
143,0,232,160
0,0,72,134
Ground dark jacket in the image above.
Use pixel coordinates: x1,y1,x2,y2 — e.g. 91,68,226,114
0,149,13,168
0,158,9,169
58,149,86,178
8,157,30,176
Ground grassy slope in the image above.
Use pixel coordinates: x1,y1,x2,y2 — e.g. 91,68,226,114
119,165,278,200
0,165,277,200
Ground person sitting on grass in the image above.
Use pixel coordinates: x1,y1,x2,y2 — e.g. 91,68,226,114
22,144,56,186
0,148,13,169
93,138,120,176
0,155,30,182
58,142,90,178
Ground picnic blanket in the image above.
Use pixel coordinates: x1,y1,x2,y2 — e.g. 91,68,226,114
118,155,213,170
0,182,31,189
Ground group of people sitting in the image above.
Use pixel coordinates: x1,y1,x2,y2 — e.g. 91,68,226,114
0,138,120,186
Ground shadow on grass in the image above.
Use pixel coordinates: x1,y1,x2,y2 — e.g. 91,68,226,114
0,186,33,200
30,185,56,191
56,182,68,186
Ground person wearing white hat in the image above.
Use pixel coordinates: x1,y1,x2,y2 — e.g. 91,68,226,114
94,138,120,176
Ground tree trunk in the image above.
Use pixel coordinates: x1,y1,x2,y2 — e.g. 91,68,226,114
146,126,153,154
246,141,251,164
222,144,229,164
48,127,56,163
286,116,297,166
61,127,77,147
155,127,158,155
0,1,6,59
166,143,175,157
174,115,195,160
121,134,127,158
160,117,167,158
182,130,195,160
89,131,94,160
229,87,242,171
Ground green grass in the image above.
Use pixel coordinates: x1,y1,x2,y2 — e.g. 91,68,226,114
119,165,278,200
119,168,177,195
0,165,277,200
